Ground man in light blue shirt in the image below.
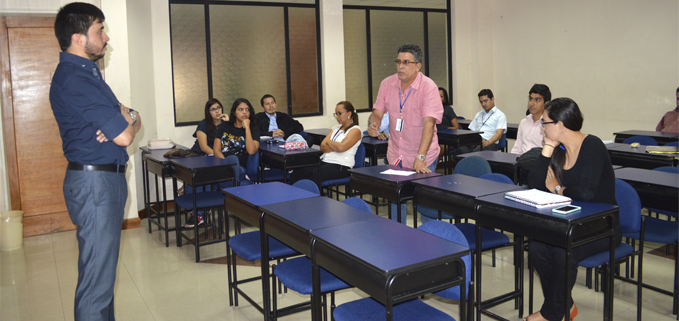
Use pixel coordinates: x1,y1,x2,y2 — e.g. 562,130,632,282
461,89,507,152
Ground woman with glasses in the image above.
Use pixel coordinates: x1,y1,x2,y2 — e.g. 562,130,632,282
290,101,362,184
190,98,229,155
525,98,620,321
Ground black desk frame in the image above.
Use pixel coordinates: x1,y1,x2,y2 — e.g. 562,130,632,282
172,163,235,262
475,201,617,321
437,130,483,175
142,155,175,247
259,148,322,185
310,236,467,321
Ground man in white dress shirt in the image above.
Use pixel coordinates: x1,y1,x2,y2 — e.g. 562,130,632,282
460,89,507,153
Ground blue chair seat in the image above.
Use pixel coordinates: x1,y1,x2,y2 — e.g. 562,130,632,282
175,191,224,209
228,231,298,262
274,257,349,295
321,177,349,187
334,297,455,321
578,243,634,268
623,216,679,245
622,135,658,146
455,223,509,252
418,206,454,220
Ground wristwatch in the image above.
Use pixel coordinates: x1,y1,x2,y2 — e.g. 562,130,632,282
416,154,426,161
555,185,562,194
128,112,137,126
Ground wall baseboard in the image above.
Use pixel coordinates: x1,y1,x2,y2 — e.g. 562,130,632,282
122,218,141,230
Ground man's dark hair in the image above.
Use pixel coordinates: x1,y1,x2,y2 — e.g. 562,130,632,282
260,94,276,107
478,89,494,99
676,86,678,95
529,84,551,102
54,2,105,51
397,44,423,64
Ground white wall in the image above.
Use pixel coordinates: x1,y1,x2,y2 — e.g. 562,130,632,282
452,0,679,142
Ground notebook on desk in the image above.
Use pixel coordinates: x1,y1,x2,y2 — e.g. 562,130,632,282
645,145,679,154
505,189,571,208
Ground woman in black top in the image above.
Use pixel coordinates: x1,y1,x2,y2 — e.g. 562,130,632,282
214,98,260,182
438,87,459,129
525,98,621,321
190,98,229,155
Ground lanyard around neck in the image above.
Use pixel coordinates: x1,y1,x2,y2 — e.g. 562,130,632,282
399,87,413,115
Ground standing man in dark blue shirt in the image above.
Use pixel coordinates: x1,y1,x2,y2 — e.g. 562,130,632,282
50,3,141,320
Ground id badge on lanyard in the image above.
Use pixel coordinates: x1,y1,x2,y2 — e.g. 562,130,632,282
396,87,412,132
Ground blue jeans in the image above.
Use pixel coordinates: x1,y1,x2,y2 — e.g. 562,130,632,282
389,159,438,224
63,169,127,321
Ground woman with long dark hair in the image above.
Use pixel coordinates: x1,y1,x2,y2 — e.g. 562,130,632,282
214,98,260,179
289,101,362,184
438,87,459,129
525,98,621,321
190,98,229,155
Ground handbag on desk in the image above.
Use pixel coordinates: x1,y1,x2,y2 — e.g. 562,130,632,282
163,149,199,158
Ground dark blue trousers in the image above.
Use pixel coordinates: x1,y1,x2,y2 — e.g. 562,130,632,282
63,169,127,321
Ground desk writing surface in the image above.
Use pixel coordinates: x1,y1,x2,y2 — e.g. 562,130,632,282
615,167,679,188
261,197,378,232
348,164,441,183
437,128,480,137
311,219,468,275
458,119,471,129
614,130,679,140
222,182,319,207
361,136,389,145
456,150,520,164
414,174,524,198
169,156,236,170
477,193,617,222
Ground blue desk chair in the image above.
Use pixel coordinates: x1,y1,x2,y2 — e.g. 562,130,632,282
664,141,679,147
457,116,466,120
647,166,679,222
271,197,370,320
246,150,288,183
623,184,679,317
497,132,508,152
333,220,471,321
322,143,366,200
226,179,318,308
577,179,644,321
622,135,658,146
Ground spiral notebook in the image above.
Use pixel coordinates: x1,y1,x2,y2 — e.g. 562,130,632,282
504,189,571,208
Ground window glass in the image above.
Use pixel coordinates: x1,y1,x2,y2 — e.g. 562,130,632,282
288,7,318,114
170,4,208,123
209,5,287,115
343,9,369,110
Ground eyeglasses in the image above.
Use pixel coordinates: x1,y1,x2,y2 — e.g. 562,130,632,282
394,59,419,67
209,107,222,112
333,112,345,117
541,120,556,127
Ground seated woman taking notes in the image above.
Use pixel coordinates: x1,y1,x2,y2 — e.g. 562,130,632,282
214,98,260,183
290,101,362,184
190,98,229,155
525,98,620,321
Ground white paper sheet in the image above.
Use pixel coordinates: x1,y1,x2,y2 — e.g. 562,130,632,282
380,169,416,176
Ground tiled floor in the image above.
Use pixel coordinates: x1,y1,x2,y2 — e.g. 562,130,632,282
1,207,676,321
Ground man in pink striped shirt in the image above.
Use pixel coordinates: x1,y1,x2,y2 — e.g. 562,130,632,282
368,44,442,173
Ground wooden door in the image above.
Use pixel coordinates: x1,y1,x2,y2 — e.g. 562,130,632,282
1,16,76,236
